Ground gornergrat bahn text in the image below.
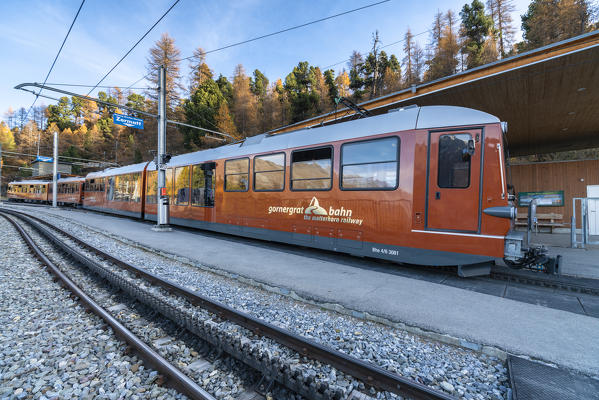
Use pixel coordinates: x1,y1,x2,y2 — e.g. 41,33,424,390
7,105,557,276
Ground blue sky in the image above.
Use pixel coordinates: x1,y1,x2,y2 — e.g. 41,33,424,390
0,0,531,123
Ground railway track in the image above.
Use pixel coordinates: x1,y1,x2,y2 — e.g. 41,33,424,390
1,208,454,400
0,211,217,400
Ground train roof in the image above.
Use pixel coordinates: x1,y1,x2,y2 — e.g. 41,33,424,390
8,180,49,185
86,105,499,177
85,161,149,179
57,177,85,183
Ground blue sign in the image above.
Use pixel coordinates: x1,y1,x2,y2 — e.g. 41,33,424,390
113,113,144,129
36,156,53,162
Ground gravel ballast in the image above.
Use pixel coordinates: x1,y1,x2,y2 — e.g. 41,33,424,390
0,216,185,400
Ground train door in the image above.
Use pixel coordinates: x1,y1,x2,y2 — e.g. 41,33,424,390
426,129,482,233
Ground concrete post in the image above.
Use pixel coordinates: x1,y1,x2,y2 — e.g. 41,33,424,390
52,131,58,208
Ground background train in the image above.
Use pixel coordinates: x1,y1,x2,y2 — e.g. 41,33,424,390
7,105,556,276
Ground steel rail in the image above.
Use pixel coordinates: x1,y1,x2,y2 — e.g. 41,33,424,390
0,211,216,400
4,208,454,400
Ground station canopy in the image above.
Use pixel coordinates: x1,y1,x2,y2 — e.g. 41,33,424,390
270,31,599,157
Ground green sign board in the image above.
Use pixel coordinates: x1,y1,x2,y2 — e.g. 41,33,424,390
518,190,564,207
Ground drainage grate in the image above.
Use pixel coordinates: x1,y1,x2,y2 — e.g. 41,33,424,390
508,356,599,400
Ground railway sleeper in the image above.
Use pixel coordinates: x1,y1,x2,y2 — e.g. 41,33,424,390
17,213,371,400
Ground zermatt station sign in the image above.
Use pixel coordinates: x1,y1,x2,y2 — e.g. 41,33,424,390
113,113,144,129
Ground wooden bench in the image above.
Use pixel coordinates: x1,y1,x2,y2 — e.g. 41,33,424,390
515,212,565,233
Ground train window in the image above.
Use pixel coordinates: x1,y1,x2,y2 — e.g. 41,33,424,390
191,163,215,207
175,166,190,206
341,137,399,190
146,170,158,204
254,153,285,191
225,158,249,192
291,147,332,190
107,177,115,201
113,174,141,202
438,134,471,188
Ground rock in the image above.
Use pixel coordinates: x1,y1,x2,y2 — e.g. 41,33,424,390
441,381,455,393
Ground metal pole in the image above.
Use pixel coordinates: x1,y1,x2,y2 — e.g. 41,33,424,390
153,65,171,231
571,215,576,248
0,143,3,203
52,131,58,208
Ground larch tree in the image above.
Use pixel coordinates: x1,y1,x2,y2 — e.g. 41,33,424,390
189,47,213,94
262,80,290,131
481,28,499,64
487,0,516,57
214,102,238,138
313,67,330,113
232,64,259,137
382,54,402,93
0,121,16,150
403,29,421,87
460,0,495,69
335,71,351,99
146,32,183,114
426,10,460,80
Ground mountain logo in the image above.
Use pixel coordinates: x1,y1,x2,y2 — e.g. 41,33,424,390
305,197,328,215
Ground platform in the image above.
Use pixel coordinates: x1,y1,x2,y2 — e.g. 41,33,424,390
6,204,599,378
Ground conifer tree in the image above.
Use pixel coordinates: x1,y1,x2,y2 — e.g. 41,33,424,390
348,51,365,101
323,69,339,105
460,0,495,69
146,33,183,113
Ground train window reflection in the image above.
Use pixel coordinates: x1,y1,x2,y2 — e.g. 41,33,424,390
146,170,157,204
225,158,249,192
438,134,471,188
111,173,141,202
175,166,190,206
291,147,332,190
254,153,284,191
341,137,399,190
165,169,174,198
191,164,215,206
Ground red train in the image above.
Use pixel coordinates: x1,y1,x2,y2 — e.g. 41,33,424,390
8,106,556,276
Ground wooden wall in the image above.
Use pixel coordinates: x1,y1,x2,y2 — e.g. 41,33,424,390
510,159,599,225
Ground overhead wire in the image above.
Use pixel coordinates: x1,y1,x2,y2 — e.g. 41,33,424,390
24,0,86,121
45,83,150,90
125,0,391,89
86,0,181,96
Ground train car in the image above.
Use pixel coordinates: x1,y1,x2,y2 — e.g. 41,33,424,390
88,105,554,275
82,162,148,218
56,177,85,206
7,180,50,203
